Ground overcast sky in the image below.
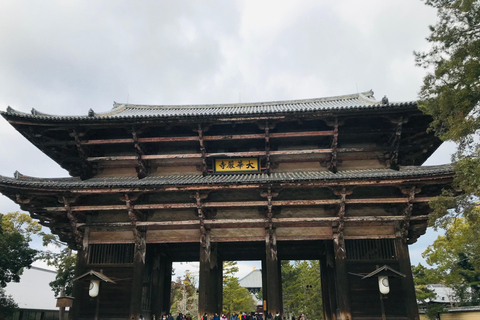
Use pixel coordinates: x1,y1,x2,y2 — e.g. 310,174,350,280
0,1,455,278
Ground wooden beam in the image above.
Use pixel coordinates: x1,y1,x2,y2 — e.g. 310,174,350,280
75,215,429,229
42,197,434,212
77,130,336,146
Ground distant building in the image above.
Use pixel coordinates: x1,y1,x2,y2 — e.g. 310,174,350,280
4,265,63,320
425,284,459,306
239,269,262,306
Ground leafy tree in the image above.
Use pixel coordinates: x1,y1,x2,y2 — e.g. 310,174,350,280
281,261,323,320
0,288,17,319
0,213,37,288
171,271,198,319
38,248,76,297
415,0,480,225
1,211,75,298
222,261,256,314
222,276,256,315
412,264,447,319
415,0,480,306
422,218,480,305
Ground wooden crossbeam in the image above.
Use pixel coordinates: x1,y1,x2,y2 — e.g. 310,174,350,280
85,147,384,162
42,196,433,213
75,215,429,228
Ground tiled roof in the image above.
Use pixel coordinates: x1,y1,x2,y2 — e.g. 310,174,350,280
1,91,418,121
0,165,454,189
239,269,262,288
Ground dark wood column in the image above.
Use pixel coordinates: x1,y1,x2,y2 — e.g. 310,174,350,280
333,232,351,320
265,228,282,315
215,256,224,315
151,249,173,318
130,229,147,320
320,253,336,320
261,258,267,313
69,245,88,320
199,235,221,319
395,236,419,320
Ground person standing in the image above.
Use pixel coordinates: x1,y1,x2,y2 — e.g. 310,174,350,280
230,312,239,320
213,313,220,320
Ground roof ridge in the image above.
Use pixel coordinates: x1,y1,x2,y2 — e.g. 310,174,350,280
110,90,377,111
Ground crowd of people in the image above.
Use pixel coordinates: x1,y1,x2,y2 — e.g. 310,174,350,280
141,311,306,320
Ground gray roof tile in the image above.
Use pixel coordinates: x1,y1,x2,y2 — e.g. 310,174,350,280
0,165,454,190
2,91,418,121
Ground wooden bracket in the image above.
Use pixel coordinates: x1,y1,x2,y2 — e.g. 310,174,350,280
131,128,148,179
70,129,94,179
61,196,84,249
328,117,339,173
197,124,208,176
398,186,420,242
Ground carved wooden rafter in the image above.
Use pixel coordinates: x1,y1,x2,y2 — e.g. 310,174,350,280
131,128,148,179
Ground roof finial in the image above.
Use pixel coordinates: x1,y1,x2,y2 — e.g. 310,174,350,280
382,95,389,104
88,109,95,117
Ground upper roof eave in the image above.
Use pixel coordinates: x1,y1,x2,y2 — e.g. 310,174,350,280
0,165,455,191
1,91,419,123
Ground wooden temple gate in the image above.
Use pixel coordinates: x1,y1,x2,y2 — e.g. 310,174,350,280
0,91,454,319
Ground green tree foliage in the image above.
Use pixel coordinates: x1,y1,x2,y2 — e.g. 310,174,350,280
1,211,75,298
412,264,447,319
0,288,18,319
415,0,480,225
281,261,323,320
415,0,480,306
38,248,76,297
171,271,198,319
0,213,37,288
422,218,480,305
412,264,440,303
222,277,256,315
222,261,256,314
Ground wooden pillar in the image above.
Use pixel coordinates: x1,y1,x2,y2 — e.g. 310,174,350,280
395,236,420,320
320,257,334,320
261,259,268,314
265,228,282,316
198,236,220,319
69,245,88,320
333,233,351,320
130,230,147,320
215,257,223,314
151,249,173,318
